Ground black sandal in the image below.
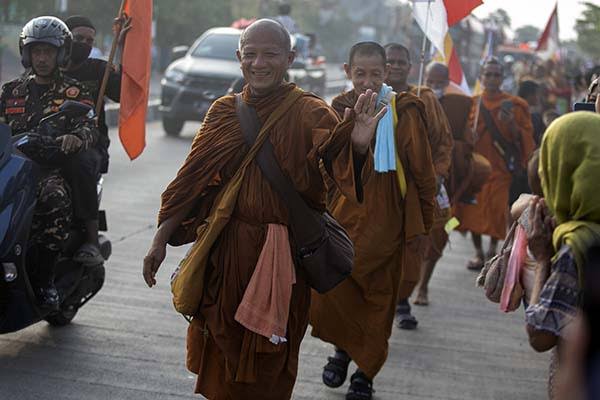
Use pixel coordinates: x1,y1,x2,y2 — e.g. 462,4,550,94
396,300,418,330
322,350,351,388
346,370,374,400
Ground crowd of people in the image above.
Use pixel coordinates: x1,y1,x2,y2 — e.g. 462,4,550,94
140,15,600,400
2,8,599,400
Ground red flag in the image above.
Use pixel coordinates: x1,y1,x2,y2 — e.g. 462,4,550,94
443,0,483,26
536,2,559,60
119,0,153,160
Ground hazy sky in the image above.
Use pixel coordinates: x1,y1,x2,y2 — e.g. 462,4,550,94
471,0,600,40
401,0,600,40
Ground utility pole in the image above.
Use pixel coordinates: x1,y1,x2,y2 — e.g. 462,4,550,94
56,0,68,16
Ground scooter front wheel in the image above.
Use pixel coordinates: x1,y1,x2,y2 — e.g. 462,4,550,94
44,304,78,326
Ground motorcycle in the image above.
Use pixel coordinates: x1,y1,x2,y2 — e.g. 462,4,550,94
0,101,111,333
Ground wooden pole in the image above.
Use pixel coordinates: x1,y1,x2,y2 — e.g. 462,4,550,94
416,0,432,98
95,0,127,117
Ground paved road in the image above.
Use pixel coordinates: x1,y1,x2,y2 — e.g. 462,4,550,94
0,121,549,399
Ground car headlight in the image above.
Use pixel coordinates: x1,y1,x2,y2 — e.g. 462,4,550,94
165,68,186,84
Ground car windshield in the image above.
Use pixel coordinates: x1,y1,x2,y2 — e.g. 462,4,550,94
191,33,240,61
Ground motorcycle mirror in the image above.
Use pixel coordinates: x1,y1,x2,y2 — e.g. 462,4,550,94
59,100,94,118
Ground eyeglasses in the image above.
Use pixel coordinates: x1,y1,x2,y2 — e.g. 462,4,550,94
483,72,502,78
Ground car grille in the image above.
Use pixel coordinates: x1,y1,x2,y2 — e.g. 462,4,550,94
186,76,233,96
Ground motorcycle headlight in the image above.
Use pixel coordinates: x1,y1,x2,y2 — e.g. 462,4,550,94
165,68,186,84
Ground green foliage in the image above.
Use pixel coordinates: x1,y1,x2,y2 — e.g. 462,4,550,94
488,8,511,29
514,25,540,44
575,2,600,59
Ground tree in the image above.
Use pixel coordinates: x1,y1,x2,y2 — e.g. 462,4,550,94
483,8,511,45
575,2,600,59
514,25,540,44
487,8,511,29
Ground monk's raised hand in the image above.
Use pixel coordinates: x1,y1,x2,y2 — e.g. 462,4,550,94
143,242,166,288
351,89,387,155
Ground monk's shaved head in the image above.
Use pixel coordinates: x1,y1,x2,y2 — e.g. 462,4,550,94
384,43,410,62
349,42,386,67
482,56,504,75
426,62,449,80
239,18,291,52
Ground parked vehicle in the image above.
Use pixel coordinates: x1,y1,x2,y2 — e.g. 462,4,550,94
159,27,327,136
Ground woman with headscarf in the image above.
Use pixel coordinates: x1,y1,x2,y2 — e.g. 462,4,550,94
525,111,600,398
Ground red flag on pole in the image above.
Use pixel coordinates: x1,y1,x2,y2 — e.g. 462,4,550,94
443,0,483,26
536,2,559,60
119,0,153,160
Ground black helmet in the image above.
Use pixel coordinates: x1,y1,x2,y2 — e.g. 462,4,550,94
19,16,72,69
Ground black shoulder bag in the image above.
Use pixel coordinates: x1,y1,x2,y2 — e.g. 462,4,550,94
480,105,529,202
235,93,353,294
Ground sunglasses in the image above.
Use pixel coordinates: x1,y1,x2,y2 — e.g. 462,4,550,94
483,72,502,78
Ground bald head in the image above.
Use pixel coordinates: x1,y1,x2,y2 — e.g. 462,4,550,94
426,62,449,80
236,18,295,96
425,61,449,94
239,19,291,52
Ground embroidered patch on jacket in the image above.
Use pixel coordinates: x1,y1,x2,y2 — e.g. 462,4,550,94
5,107,25,114
65,87,80,98
6,98,26,106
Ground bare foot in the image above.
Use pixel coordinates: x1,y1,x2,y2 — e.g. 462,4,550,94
414,291,429,306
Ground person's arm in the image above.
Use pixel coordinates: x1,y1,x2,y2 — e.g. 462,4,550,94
0,83,12,125
103,61,122,103
404,105,437,234
317,90,384,203
62,86,99,152
525,260,557,352
525,196,560,352
143,204,194,287
421,90,453,180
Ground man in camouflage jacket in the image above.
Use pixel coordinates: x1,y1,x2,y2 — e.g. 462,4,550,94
0,16,98,309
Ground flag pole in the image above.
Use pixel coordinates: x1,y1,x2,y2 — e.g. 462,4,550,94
416,0,432,98
95,0,127,117
472,28,494,138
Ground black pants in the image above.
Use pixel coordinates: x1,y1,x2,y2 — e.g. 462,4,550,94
61,148,102,221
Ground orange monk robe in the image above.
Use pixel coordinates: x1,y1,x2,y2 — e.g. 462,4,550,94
395,86,453,298
439,93,475,200
310,90,437,379
454,91,535,240
408,85,454,179
158,84,362,400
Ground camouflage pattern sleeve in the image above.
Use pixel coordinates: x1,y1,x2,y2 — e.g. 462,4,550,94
0,83,10,125
64,80,99,151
